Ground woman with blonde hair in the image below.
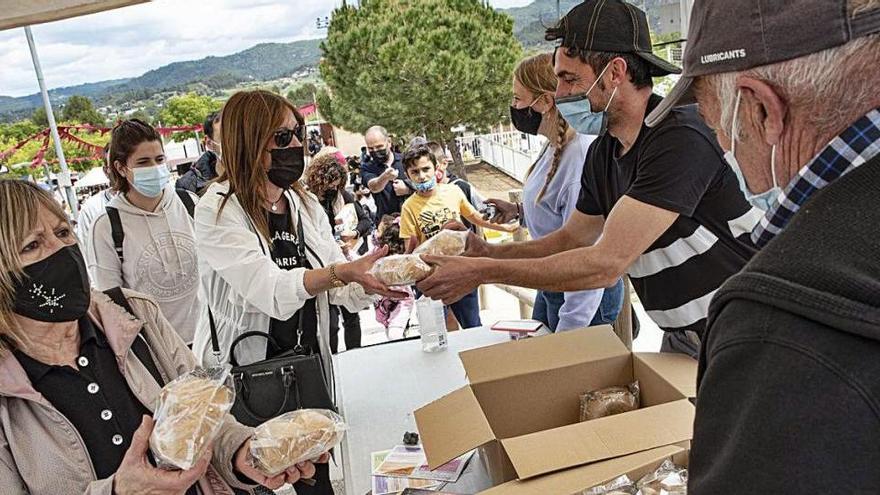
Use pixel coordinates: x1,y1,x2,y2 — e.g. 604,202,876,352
305,146,373,352
192,90,399,493
0,179,317,494
487,52,624,331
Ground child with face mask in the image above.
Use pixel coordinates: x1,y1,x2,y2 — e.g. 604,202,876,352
86,119,204,345
399,145,514,329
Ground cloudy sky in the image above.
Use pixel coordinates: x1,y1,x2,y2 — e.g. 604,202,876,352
0,0,532,97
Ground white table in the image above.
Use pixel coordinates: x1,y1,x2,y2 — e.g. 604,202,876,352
334,328,511,495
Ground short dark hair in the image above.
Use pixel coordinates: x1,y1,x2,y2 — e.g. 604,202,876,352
108,119,162,193
402,145,437,171
556,46,653,89
203,112,220,140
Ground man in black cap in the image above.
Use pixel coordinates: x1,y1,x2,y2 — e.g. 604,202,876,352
647,0,880,491
418,0,758,358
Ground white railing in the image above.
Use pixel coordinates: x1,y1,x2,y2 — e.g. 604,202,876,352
457,131,546,183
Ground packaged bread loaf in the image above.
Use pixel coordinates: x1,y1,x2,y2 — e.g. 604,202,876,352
579,381,640,422
150,367,235,470
250,409,347,476
582,474,636,494
369,254,432,286
636,459,688,495
413,229,468,257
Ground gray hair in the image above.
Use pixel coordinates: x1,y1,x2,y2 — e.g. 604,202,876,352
364,125,389,140
707,0,880,140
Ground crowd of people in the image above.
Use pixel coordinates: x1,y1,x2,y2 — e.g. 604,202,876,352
0,0,878,492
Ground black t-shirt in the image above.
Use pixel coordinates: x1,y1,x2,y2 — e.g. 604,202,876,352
267,202,319,356
577,94,759,335
360,152,411,218
14,318,151,480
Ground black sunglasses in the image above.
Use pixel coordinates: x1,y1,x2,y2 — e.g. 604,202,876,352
273,124,305,148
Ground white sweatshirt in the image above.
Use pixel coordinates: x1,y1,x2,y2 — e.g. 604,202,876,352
87,184,202,343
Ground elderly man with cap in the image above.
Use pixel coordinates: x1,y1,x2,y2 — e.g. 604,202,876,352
645,0,880,491
418,0,759,357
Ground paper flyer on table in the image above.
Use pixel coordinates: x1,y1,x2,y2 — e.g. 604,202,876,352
373,445,473,482
371,450,443,495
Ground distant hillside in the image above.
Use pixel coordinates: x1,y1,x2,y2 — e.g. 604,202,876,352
0,38,322,121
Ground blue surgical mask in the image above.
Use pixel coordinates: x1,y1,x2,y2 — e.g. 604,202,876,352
131,164,171,198
413,177,436,193
726,90,782,211
554,63,617,136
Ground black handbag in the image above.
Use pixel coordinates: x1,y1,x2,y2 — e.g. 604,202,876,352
207,208,335,428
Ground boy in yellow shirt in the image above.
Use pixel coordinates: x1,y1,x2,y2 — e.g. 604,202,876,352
400,145,512,328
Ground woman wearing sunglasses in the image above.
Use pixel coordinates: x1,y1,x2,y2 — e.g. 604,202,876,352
191,90,401,494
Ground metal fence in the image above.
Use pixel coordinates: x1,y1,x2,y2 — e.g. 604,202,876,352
456,131,546,182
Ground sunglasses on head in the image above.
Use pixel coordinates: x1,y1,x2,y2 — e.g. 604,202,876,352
273,124,304,148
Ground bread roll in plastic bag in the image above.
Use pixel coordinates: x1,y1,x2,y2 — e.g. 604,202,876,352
369,254,432,286
582,474,636,494
413,229,468,257
636,459,687,495
250,409,348,476
579,381,640,422
150,367,235,470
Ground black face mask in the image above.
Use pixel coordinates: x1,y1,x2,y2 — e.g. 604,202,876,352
267,146,306,189
510,105,543,135
370,148,389,163
323,190,337,202
12,245,91,323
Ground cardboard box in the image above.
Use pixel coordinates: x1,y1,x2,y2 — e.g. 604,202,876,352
414,326,696,488
480,444,690,495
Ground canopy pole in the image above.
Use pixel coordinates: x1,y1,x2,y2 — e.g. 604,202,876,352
25,26,78,217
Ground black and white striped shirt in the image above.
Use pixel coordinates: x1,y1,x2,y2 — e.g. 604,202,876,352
577,94,759,336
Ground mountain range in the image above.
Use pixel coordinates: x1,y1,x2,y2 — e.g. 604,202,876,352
0,0,674,122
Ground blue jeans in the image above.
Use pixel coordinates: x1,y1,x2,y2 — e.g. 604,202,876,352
448,289,482,329
533,278,625,331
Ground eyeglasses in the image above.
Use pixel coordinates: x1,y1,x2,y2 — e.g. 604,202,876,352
273,124,304,148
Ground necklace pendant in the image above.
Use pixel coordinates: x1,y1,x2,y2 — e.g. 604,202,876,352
272,203,278,211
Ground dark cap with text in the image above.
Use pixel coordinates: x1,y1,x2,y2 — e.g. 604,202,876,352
646,0,880,127
545,0,681,77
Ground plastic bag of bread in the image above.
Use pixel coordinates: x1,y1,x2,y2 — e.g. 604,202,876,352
582,475,636,494
413,229,468,257
249,409,347,476
636,460,687,495
369,254,432,286
150,367,235,470
579,381,640,422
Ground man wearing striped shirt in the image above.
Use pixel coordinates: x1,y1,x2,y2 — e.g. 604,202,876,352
417,0,759,357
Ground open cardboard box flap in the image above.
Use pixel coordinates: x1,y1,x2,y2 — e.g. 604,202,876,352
478,444,687,495
459,325,627,385
634,352,697,399
500,399,694,480
414,386,496,470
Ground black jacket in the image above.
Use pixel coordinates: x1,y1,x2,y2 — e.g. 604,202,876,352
176,151,218,195
689,156,880,493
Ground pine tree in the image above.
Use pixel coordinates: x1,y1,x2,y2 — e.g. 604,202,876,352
319,0,522,177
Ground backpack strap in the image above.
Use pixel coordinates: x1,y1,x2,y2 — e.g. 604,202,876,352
175,188,196,218
102,287,165,386
105,206,124,263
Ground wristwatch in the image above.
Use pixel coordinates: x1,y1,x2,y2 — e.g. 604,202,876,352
328,264,347,288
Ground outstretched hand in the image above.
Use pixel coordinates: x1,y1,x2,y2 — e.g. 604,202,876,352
341,245,408,299
416,254,487,305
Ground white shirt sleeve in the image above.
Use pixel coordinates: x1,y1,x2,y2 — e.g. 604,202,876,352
86,214,125,290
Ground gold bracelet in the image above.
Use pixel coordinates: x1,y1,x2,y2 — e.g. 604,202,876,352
328,264,346,288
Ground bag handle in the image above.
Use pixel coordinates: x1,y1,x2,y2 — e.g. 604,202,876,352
233,365,300,423
227,331,285,367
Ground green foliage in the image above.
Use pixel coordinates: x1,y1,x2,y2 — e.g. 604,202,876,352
62,95,105,126
286,83,319,107
128,108,152,124
320,0,522,164
158,93,222,142
31,107,48,127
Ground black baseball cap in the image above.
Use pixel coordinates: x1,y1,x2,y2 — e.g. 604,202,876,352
546,0,681,77
646,0,880,127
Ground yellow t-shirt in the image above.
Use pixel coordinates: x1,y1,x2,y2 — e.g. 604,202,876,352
400,183,478,245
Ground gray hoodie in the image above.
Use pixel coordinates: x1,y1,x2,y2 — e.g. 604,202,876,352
87,184,202,343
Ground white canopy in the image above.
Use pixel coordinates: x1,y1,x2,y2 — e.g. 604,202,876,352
1,0,148,31
75,166,108,189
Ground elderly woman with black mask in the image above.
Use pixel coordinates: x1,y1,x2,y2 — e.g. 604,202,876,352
0,179,319,494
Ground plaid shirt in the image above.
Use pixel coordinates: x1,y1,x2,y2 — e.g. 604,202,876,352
752,108,880,247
